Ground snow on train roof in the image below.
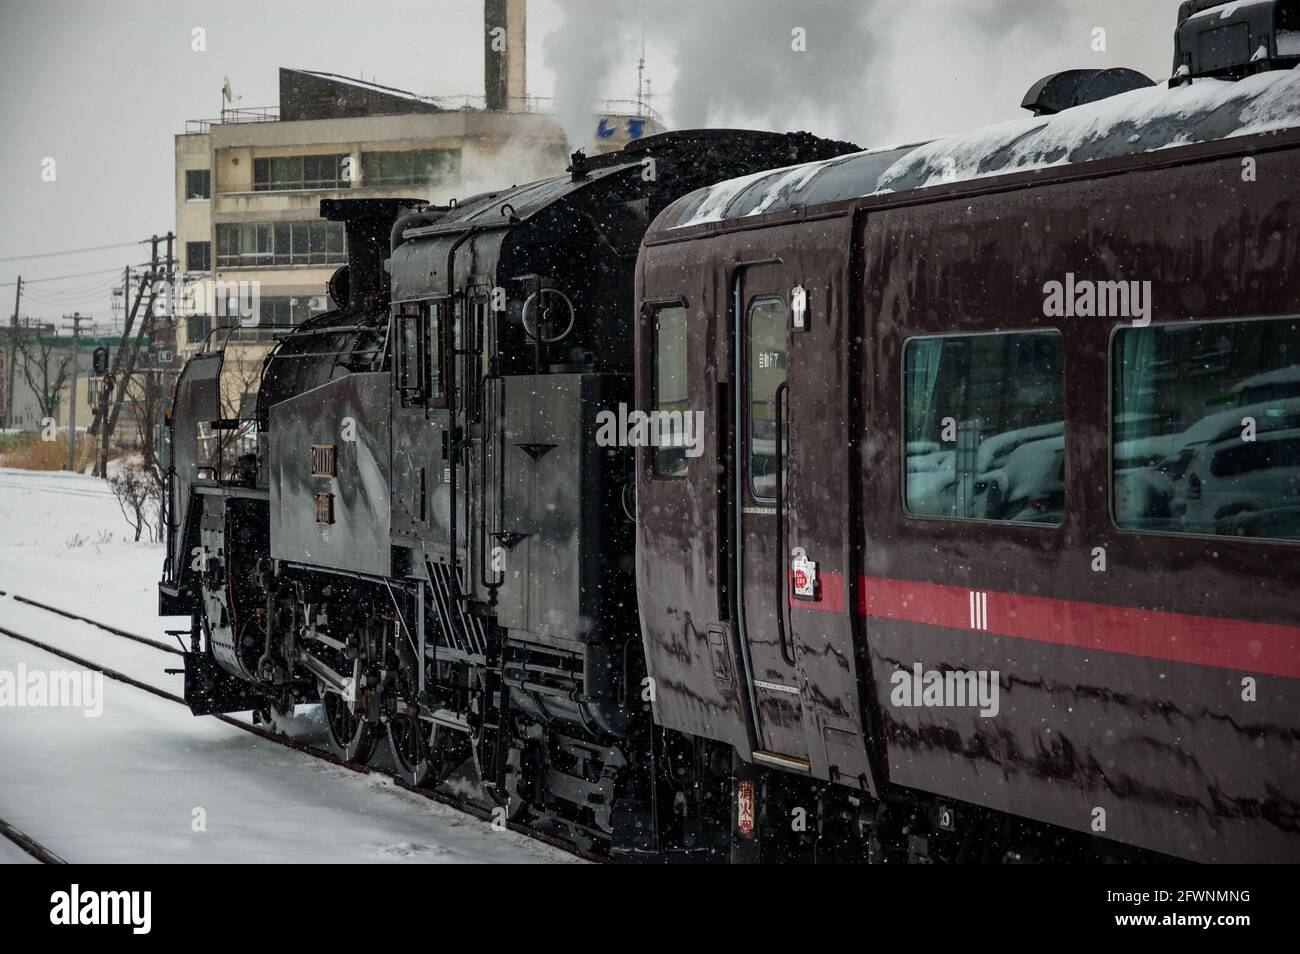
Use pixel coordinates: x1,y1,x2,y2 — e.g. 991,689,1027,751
665,67,1300,230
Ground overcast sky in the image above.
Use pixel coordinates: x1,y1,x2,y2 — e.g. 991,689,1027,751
1,0,1178,330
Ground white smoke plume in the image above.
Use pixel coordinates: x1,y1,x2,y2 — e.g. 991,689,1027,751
540,0,1176,149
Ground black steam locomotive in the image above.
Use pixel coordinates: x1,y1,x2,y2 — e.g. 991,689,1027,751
159,130,859,854
161,1,1300,863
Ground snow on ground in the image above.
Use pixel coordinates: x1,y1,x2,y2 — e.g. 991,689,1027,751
0,467,575,863
0,467,169,639
1,638,574,863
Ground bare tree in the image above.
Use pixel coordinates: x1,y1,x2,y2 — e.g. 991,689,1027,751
220,347,265,420
108,462,161,542
16,331,73,420
125,372,165,481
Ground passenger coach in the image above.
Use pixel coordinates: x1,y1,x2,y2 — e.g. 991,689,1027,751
636,8,1300,862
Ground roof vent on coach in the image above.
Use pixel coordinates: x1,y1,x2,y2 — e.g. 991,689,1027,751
1020,68,1156,115
1171,0,1300,86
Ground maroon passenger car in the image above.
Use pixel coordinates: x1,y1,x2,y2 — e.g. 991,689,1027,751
635,23,1300,861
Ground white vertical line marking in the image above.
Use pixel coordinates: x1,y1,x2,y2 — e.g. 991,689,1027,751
969,591,976,629
981,592,988,630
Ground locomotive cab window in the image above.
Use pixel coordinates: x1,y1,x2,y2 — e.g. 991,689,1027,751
748,297,788,499
653,305,689,476
1112,316,1300,541
903,330,1065,524
428,301,447,407
394,303,424,399
393,301,448,407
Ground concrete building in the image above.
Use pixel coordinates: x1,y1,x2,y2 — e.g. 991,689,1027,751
174,0,661,359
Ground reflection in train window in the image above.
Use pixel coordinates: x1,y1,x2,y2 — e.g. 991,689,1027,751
748,297,787,499
653,305,689,476
903,331,1064,524
1113,317,1300,541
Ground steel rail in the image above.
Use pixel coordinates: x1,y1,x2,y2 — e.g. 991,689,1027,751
0,620,602,863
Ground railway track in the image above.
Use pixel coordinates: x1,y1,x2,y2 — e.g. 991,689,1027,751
0,596,603,864
11,594,181,655
0,816,67,865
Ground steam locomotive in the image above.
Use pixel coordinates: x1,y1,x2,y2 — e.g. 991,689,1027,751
161,0,1300,862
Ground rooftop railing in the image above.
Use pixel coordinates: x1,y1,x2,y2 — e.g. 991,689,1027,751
185,97,663,134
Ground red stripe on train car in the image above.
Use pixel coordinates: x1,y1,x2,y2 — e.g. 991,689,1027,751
788,571,1300,678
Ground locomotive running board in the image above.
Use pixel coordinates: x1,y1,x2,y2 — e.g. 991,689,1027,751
751,750,812,772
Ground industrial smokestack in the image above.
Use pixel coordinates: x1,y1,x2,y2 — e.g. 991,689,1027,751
484,0,526,111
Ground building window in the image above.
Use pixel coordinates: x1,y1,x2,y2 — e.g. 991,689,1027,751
214,221,347,268
186,241,211,273
361,148,461,187
652,305,689,477
185,169,211,200
1113,316,1300,541
748,297,787,498
903,331,1065,524
252,153,351,191
186,315,212,346
257,295,330,327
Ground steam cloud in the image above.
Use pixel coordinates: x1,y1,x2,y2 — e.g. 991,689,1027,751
541,0,1173,150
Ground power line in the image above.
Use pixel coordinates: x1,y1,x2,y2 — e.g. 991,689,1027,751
0,240,146,263
22,273,122,296
23,276,122,299
0,266,136,288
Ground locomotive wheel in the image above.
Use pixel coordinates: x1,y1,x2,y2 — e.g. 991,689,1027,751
322,691,379,763
387,713,433,787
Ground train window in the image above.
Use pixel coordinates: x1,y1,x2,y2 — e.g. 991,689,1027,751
653,305,689,476
748,297,787,498
394,303,424,398
1112,316,1300,541
428,303,447,407
903,331,1064,524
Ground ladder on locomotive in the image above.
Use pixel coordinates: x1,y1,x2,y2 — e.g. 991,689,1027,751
421,554,511,797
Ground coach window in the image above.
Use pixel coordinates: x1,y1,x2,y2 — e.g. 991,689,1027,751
653,305,689,476
903,330,1064,524
749,297,788,498
1112,316,1300,541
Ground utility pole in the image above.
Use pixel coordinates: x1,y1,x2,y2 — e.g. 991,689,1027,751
104,235,163,447
64,311,87,471
4,275,19,429
93,265,134,477
161,232,176,418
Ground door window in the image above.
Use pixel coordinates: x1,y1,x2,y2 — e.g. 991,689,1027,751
653,305,690,476
748,297,788,500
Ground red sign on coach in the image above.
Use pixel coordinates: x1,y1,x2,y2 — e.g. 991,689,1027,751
737,781,755,837
791,548,818,600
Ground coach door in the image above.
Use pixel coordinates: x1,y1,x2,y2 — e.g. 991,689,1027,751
734,263,810,767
